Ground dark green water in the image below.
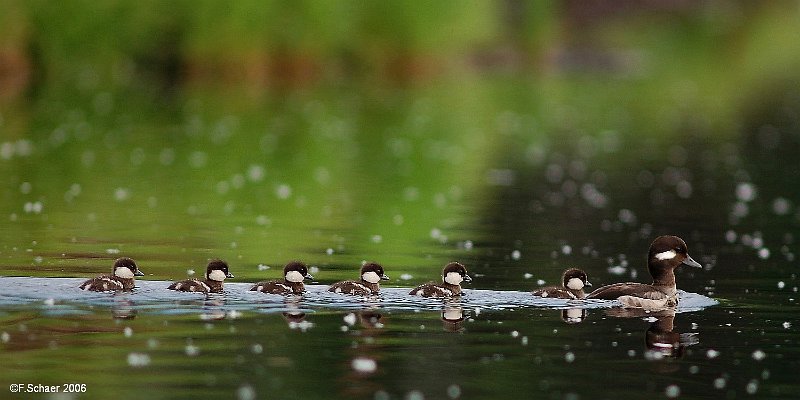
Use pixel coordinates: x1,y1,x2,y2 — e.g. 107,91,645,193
1,80,799,399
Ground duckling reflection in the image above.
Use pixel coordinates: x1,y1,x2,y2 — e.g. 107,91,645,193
442,300,466,333
561,308,587,324
604,308,698,359
358,311,384,329
199,295,226,321
282,298,313,331
340,309,388,398
111,297,136,320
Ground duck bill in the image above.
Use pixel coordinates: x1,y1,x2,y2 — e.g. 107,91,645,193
682,255,702,268
585,280,593,287
134,270,145,276
226,272,234,278
381,274,390,281
463,274,473,282
304,274,314,281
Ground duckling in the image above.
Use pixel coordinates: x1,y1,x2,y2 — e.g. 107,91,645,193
251,261,313,295
532,268,592,299
168,259,233,293
409,262,472,297
329,262,389,295
79,257,144,291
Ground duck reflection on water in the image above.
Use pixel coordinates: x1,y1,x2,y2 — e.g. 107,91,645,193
199,295,227,320
111,296,136,320
442,300,466,333
281,297,314,331
604,307,699,359
560,308,587,324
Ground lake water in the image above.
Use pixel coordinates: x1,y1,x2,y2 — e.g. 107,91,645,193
1,81,799,399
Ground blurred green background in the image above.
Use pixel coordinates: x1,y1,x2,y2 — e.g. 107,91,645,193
0,0,798,285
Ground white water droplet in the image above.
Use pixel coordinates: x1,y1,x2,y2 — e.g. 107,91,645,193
276,184,292,199
127,353,151,367
351,357,377,373
343,313,357,326
248,164,265,182
665,384,680,398
746,379,759,395
446,384,461,399
713,377,726,389
607,265,627,275
237,384,256,400
185,345,200,357
772,197,792,215
736,182,757,202
114,188,130,202
725,230,737,243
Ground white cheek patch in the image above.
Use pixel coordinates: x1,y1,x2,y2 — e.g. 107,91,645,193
444,272,463,285
566,277,584,290
654,250,677,260
115,268,135,279
208,270,227,282
362,271,381,284
285,270,305,283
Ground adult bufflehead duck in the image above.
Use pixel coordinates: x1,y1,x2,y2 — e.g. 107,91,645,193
79,257,144,291
250,261,313,295
168,259,234,293
532,268,592,299
329,262,389,296
586,235,702,309
409,262,472,297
